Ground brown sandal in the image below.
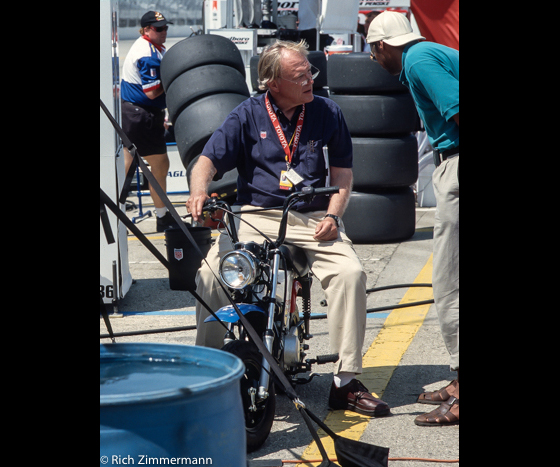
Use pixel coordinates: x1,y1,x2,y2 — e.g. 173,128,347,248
417,379,458,405
414,397,459,426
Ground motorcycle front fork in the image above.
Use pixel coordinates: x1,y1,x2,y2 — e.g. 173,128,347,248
258,252,281,399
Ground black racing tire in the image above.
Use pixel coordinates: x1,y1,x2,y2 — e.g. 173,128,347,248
173,93,249,168
342,188,416,243
329,93,420,136
351,136,418,190
161,34,246,91
327,52,408,94
249,55,263,93
186,155,238,200
307,50,328,89
166,64,250,123
313,88,329,98
221,340,276,453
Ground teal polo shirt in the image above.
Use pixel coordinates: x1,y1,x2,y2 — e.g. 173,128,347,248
399,41,459,152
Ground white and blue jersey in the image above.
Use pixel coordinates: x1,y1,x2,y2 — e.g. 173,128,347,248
121,36,166,109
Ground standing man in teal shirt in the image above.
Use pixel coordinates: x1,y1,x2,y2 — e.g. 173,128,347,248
367,11,459,427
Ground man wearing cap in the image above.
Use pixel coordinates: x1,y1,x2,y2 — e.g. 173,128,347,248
367,11,459,427
121,11,178,232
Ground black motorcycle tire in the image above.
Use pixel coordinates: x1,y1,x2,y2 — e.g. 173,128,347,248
221,340,276,452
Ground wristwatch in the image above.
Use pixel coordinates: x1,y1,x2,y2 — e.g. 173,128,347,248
324,214,340,227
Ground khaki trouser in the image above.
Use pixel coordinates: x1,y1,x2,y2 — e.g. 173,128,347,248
194,207,367,375
432,155,459,371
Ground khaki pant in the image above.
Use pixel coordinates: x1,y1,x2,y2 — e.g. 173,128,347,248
432,155,459,371
194,207,367,375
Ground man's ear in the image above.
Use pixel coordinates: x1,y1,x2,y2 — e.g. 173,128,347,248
267,79,280,93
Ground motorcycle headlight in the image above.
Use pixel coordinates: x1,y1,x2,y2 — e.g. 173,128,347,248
219,250,259,289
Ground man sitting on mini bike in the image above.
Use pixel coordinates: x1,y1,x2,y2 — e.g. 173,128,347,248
186,40,390,418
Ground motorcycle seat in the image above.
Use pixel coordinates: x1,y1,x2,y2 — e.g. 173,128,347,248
279,244,310,277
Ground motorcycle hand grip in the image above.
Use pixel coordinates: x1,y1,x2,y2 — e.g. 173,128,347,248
300,185,340,196
202,196,216,206
202,196,219,211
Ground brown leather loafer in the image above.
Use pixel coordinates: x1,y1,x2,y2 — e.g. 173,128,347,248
328,379,390,417
414,396,459,426
417,379,458,405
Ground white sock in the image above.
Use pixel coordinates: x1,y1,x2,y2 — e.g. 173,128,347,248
333,372,355,388
155,207,168,218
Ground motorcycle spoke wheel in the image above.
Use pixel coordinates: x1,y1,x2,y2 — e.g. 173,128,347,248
221,340,276,452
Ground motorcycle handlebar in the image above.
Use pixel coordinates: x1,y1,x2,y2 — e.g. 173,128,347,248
202,196,220,209
301,185,340,196
276,185,340,247
282,185,339,210
202,186,340,213
200,185,340,247
201,196,232,215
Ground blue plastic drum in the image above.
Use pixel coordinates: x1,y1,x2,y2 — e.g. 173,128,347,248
100,343,246,466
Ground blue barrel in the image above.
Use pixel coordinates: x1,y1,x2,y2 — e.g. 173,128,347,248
100,343,246,466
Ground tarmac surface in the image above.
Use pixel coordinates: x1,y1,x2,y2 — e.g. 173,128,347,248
100,191,458,466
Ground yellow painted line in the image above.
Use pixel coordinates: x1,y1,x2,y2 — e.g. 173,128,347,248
128,235,165,241
298,254,434,466
127,231,220,241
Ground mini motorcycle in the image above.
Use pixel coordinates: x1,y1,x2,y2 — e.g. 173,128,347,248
201,186,340,452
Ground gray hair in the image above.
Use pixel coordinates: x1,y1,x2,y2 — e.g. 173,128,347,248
257,40,309,91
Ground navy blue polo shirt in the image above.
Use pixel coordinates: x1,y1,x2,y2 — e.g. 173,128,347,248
201,93,353,211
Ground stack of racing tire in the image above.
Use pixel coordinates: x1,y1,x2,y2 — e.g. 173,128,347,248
161,34,251,199
328,53,420,243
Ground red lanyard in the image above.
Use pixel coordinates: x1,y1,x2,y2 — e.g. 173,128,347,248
265,92,305,165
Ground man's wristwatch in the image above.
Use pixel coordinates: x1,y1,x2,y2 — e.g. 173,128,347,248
324,214,340,227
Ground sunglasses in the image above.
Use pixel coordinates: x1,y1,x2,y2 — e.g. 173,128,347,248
369,42,378,61
151,25,168,32
369,41,381,62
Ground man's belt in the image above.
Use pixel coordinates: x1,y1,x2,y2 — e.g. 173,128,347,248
433,146,459,167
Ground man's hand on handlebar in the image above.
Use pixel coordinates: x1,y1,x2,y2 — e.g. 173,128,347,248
186,192,210,223
186,155,218,222
286,185,341,242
